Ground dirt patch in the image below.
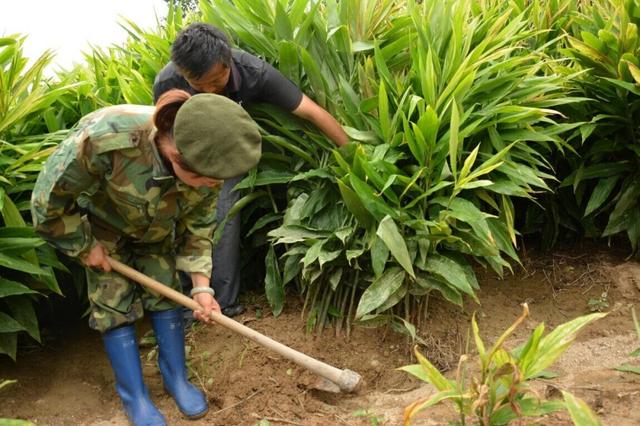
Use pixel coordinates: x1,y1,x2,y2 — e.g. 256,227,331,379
1,243,639,425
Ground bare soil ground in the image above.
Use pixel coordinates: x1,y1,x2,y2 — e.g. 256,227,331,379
1,242,639,425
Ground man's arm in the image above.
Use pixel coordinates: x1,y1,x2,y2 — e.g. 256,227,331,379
256,58,348,147
292,94,348,147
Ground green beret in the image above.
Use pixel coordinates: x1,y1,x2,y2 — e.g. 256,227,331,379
173,93,261,179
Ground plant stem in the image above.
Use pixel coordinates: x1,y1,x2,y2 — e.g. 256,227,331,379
346,270,359,341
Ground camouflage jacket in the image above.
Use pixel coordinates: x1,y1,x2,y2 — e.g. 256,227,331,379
31,105,218,277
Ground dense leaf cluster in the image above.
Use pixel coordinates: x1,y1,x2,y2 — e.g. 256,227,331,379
1,0,638,359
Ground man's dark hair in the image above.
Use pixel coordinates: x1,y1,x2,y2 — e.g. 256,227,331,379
171,23,232,79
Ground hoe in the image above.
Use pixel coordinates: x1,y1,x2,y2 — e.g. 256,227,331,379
107,256,362,393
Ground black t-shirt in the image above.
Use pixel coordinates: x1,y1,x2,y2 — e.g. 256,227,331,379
153,49,303,111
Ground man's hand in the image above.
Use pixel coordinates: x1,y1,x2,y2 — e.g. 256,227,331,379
192,292,221,324
81,242,111,272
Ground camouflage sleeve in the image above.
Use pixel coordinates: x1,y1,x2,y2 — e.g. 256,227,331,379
175,189,218,277
31,135,106,259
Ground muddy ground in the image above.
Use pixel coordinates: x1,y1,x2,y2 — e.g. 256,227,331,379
1,242,639,425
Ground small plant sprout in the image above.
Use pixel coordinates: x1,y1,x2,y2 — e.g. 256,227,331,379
352,408,385,426
400,304,605,425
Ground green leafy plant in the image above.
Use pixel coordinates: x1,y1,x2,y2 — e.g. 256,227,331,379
400,304,605,425
203,0,585,331
200,0,408,333
352,408,385,426
587,291,609,312
558,0,640,252
0,35,72,360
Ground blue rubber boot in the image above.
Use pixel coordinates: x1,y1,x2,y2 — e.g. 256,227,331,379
102,325,166,426
151,309,208,419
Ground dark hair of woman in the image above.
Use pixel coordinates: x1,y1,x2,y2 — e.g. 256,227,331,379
153,89,194,172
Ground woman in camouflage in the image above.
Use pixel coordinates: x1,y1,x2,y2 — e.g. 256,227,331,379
31,89,261,426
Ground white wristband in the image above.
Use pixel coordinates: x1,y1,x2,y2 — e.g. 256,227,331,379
190,287,215,297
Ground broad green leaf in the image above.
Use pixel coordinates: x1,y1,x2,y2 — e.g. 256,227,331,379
562,391,602,426
282,254,302,286
337,179,375,229
472,313,487,367
377,282,408,312
348,173,398,221
273,1,293,40
246,213,281,237
523,313,606,379
265,246,284,317
355,267,405,319
268,226,329,244
0,253,44,275
0,278,38,298
603,180,640,237
490,398,565,425
371,235,389,278
403,389,461,424
419,105,439,154
414,273,463,306
0,237,45,252
0,332,18,361
378,81,391,142
0,311,26,333
299,47,326,106
420,254,477,299
434,197,495,247
318,248,341,269
398,363,428,382
303,241,324,268
8,296,40,342
36,267,63,295
625,60,640,85
515,323,545,374
614,365,640,374
458,145,480,183
328,268,343,291
0,419,33,426
404,116,426,167
376,216,415,278
0,193,25,226
584,176,618,217
413,346,454,391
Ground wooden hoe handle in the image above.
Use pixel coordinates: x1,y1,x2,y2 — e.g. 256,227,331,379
107,256,361,392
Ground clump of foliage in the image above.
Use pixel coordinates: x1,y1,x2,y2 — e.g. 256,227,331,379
0,36,73,360
556,0,640,251
202,0,584,332
2,0,640,358
400,304,604,425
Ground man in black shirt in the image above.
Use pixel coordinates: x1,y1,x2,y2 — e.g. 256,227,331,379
154,23,348,317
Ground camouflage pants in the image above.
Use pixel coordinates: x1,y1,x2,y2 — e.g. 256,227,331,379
86,237,180,333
